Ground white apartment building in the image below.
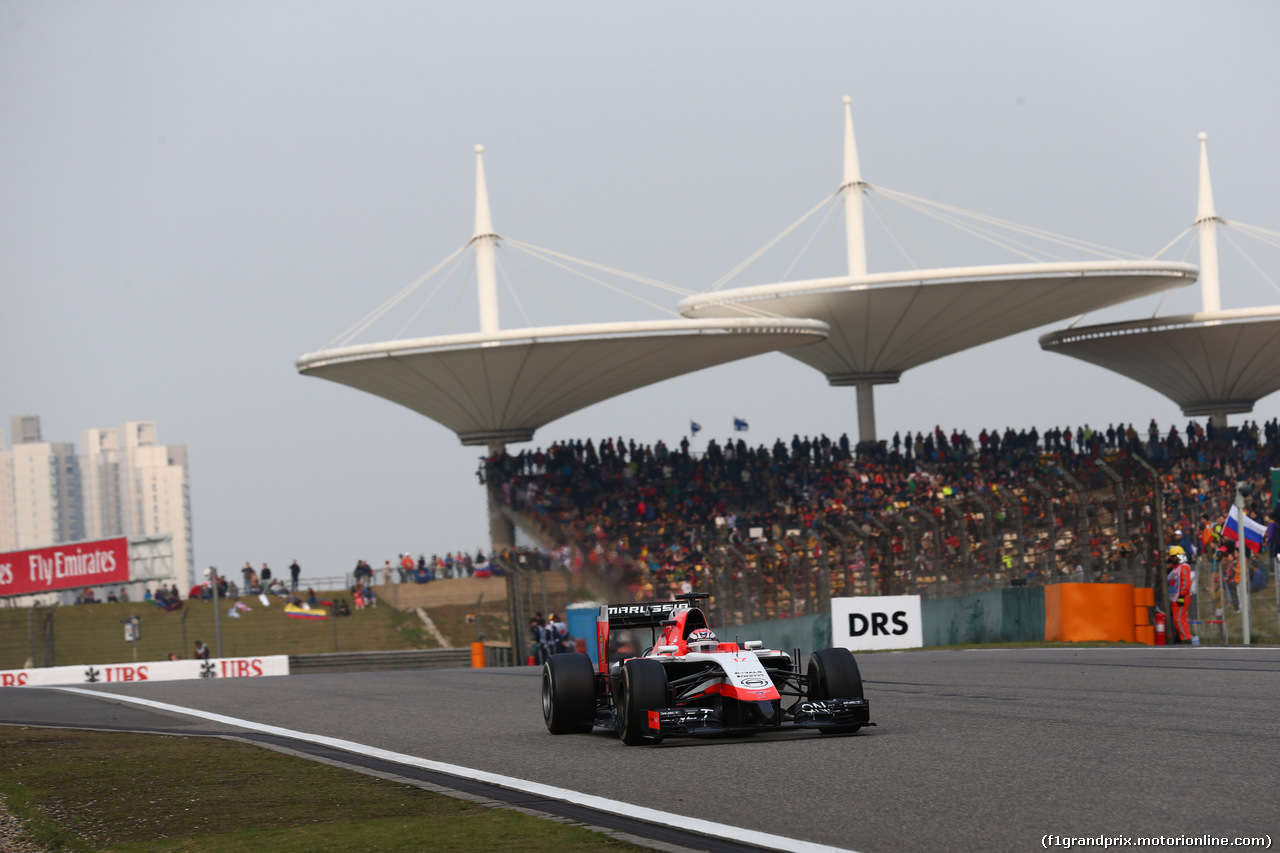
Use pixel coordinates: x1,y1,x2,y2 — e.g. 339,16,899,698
0,417,84,550
0,429,15,551
121,422,193,591
0,416,193,593
81,427,123,541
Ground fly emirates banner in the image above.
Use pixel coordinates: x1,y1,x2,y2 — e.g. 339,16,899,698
0,537,131,598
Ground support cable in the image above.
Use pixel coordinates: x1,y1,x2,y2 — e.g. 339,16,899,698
502,238,692,297
1220,228,1280,298
780,195,843,281
391,248,473,340
709,194,839,291
505,242,683,318
328,243,469,347
444,254,478,334
500,248,583,324
497,256,535,327
873,186,1142,260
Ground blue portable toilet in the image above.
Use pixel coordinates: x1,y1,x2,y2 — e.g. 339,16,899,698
566,602,603,666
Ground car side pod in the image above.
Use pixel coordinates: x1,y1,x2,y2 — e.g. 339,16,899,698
542,652,596,734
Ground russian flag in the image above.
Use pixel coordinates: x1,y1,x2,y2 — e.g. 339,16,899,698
1222,505,1267,553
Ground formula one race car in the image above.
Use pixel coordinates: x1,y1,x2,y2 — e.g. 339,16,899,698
541,592,872,745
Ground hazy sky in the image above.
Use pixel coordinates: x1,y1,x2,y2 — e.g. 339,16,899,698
3,2,1278,581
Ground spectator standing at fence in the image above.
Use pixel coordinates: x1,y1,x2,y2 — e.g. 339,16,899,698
1167,548,1193,644
1250,562,1266,593
1173,528,1197,560
1200,515,1217,560
528,617,544,664
241,561,253,590
1266,513,1280,579
194,640,210,660
289,560,301,592
1217,540,1241,612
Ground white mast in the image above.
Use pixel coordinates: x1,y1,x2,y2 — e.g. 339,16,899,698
1196,132,1221,314
474,145,500,333
842,95,868,278
842,96,875,443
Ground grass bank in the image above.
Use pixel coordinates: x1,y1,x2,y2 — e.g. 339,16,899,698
0,593,440,669
0,727,642,853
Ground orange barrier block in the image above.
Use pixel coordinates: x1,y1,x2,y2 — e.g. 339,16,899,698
1135,625,1155,645
1134,606,1150,627
1133,587,1154,607
1044,583,1137,643
471,641,486,668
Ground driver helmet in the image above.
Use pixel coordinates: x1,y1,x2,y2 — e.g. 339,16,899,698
686,628,719,653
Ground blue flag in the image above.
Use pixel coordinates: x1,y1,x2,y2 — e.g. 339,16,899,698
690,421,702,435
733,417,749,432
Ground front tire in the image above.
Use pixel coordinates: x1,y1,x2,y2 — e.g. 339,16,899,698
617,658,668,745
542,653,596,734
808,647,864,734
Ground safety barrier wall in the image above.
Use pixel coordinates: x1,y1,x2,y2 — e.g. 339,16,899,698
287,648,472,673
921,587,1046,646
1044,583,1144,643
720,613,832,659
716,583,1152,655
1,655,290,687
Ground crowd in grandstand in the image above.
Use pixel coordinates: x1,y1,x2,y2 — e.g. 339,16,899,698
480,418,1280,608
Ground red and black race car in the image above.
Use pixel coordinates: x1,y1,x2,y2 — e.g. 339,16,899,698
541,592,872,745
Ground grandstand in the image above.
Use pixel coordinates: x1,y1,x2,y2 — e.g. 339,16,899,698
484,419,1278,644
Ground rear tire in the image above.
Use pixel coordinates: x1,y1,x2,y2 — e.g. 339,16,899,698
617,658,668,745
542,653,596,734
807,647,864,734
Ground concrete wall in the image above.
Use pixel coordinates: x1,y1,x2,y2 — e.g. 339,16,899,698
921,587,1045,646
722,613,833,658
721,588,1046,656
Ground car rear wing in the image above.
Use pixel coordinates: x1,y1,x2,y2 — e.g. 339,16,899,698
604,601,679,630
595,594,711,676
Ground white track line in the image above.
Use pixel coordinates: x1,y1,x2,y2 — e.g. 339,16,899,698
55,686,858,853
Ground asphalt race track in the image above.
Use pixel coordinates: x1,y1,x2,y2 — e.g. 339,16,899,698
4,647,1279,852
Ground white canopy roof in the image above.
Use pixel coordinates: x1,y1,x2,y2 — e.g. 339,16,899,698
679,260,1198,385
1039,307,1280,417
297,317,828,446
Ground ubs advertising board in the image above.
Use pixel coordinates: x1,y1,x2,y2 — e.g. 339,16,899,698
831,595,923,652
0,537,130,598
0,655,291,688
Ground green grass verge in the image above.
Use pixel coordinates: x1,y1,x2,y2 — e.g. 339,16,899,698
422,602,511,647
0,727,644,853
0,592,435,669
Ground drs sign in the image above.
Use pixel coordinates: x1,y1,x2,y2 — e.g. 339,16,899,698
831,595,923,652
